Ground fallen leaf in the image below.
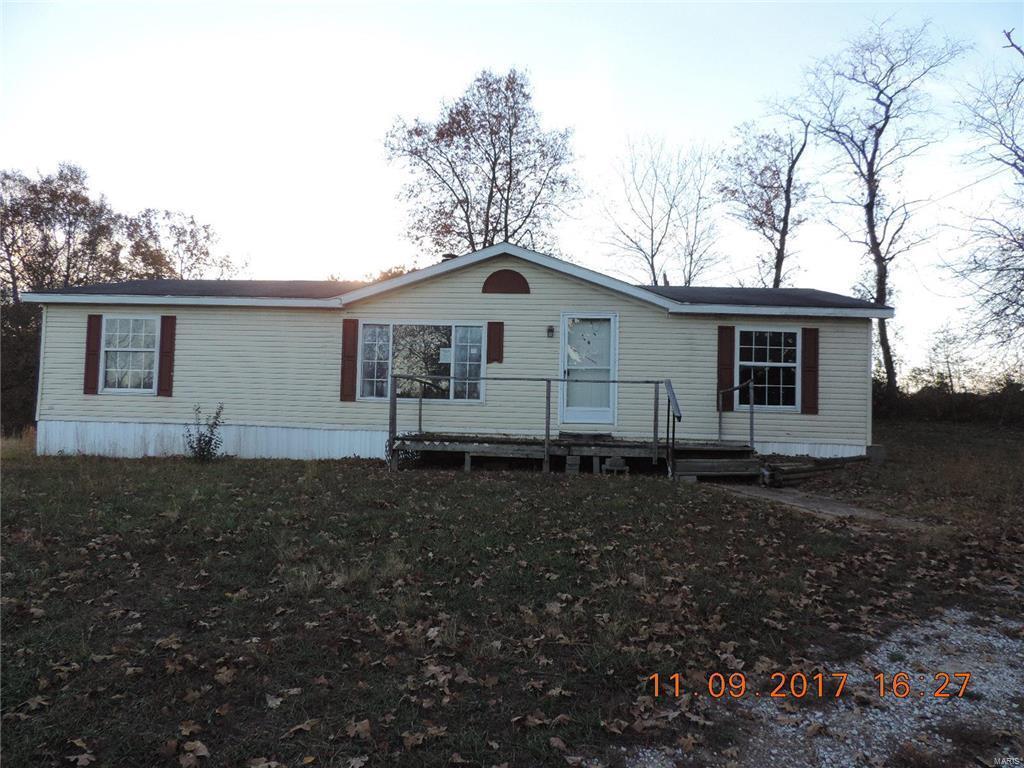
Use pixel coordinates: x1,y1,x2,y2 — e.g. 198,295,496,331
183,740,209,757
402,731,425,750
265,693,282,709
179,720,202,736
806,722,826,737
155,634,182,650
345,718,371,741
282,718,319,739
24,695,51,710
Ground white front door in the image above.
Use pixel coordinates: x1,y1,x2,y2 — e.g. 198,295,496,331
561,314,617,424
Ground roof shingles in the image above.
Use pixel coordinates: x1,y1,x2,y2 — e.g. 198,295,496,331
32,279,364,299
25,277,888,312
640,285,887,311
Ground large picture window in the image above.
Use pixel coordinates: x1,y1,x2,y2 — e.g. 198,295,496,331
102,317,158,392
359,322,483,401
737,329,798,408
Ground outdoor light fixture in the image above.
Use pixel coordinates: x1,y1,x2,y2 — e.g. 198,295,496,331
546,325,555,338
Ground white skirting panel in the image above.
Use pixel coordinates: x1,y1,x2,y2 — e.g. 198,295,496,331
36,420,389,460
754,441,866,459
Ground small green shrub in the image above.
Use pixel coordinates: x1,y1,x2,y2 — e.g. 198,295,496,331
184,403,225,461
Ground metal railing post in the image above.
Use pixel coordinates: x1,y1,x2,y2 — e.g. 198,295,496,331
543,379,551,473
418,387,424,434
748,377,755,448
388,374,398,470
670,413,676,471
665,397,671,475
718,391,724,441
652,381,660,464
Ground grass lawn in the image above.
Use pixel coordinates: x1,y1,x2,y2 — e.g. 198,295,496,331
1,423,1021,767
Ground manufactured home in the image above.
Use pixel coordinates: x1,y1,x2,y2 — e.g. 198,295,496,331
23,243,891,470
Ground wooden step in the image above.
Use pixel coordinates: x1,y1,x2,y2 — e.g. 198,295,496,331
762,460,847,487
674,457,762,477
672,441,753,459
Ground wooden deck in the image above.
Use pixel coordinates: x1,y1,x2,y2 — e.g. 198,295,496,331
390,431,754,475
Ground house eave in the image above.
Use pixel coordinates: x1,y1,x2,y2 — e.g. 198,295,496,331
666,304,894,319
20,293,345,309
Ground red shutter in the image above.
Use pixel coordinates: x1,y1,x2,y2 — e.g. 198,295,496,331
157,316,176,397
801,327,819,415
83,314,102,394
341,318,359,401
486,321,504,364
716,325,735,412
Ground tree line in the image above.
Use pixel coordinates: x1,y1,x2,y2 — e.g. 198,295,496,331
2,19,1021,432
0,164,239,432
385,20,1023,409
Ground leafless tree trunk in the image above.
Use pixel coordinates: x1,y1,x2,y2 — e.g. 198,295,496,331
956,29,1024,356
675,145,721,286
719,117,810,288
806,20,964,405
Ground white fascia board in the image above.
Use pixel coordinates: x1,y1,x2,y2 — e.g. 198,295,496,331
20,293,344,309
337,243,893,319
666,304,894,319
338,242,680,311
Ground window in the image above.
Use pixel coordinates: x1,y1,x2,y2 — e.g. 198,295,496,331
360,323,391,398
737,329,798,408
452,326,482,399
393,324,452,399
359,322,483,400
102,317,158,392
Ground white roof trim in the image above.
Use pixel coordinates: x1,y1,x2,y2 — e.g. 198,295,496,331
338,242,680,311
20,293,344,308
339,243,893,318
667,303,893,319
21,243,894,319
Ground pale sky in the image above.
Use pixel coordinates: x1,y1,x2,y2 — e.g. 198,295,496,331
2,0,1021,369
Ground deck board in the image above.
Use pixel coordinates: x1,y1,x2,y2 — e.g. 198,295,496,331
392,432,751,460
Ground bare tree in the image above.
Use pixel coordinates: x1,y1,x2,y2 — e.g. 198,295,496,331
674,145,721,287
806,20,965,404
718,117,810,288
957,29,1024,354
385,69,577,257
604,138,689,285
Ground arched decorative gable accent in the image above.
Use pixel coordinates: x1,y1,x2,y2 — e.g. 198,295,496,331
482,269,530,294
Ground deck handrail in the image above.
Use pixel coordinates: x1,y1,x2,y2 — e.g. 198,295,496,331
664,379,681,421
717,378,755,448
663,379,681,475
386,373,680,472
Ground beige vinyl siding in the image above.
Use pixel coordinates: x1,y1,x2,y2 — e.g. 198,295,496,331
37,255,872,448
